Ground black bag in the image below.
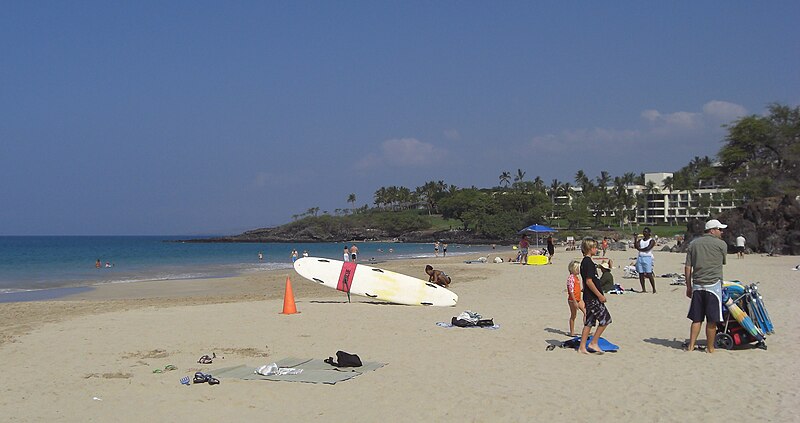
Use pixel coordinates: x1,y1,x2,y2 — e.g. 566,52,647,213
451,316,494,327
325,350,362,367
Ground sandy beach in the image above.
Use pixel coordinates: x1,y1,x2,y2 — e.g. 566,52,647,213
1,247,798,422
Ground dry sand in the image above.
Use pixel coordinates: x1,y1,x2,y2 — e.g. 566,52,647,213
1,247,798,422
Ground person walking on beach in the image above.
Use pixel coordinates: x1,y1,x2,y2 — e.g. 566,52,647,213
350,244,359,262
566,260,585,337
343,246,351,262
578,239,612,354
519,234,530,265
442,243,448,257
684,219,728,353
546,235,555,264
601,238,608,257
736,234,746,259
434,241,440,257
635,228,657,293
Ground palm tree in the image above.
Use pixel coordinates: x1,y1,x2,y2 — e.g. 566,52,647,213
661,176,674,192
514,169,526,183
347,193,356,213
499,171,511,187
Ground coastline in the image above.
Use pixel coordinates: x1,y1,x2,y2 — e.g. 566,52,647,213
1,248,798,421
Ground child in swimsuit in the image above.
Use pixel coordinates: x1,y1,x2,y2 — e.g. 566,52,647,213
425,265,451,287
566,260,585,337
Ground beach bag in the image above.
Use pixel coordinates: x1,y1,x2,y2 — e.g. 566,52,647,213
325,350,362,367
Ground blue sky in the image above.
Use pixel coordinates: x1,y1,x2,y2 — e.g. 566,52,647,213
2,1,798,235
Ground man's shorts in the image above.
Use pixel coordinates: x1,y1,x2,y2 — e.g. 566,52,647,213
687,290,722,323
636,255,653,274
584,298,612,327
736,246,745,253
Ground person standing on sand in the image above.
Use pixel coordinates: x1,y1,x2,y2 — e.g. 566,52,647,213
736,234,746,259
635,227,657,293
434,241,440,257
442,243,448,257
566,260,585,337
350,244,359,262
546,235,555,264
578,239,611,354
601,238,608,257
343,246,351,262
684,219,728,353
519,234,530,265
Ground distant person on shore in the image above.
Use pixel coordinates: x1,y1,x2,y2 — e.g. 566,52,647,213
258,251,263,261
601,238,608,257
519,234,530,265
442,243,448,257
635,227,657,293
425,265,451,287
105,261,112,268
350,244,359,262
290,249,299,262
684,219,728,353
566,260,585,336
434,241,440,257
302,250,309,258
546,235,555,264
95,259,101,269
343,246,351,262
736,234,746,259
578,239,612,355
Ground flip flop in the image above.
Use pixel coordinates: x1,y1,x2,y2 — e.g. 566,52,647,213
197,355,213,364
152,369,163,373
164,364,177,371
207,376,220,385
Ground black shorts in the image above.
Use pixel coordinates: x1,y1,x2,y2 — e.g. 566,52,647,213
736,246,745,253
687,290,722,323
584,298,612,327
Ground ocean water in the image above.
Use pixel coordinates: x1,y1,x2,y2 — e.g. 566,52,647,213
0,236,492,297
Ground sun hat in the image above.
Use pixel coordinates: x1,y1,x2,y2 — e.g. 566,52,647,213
705,219,728,230
598,262,611,270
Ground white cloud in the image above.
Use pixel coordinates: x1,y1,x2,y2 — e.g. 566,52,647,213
443,129,461,140
528,100,748,153
702,100,748,121
356,138,446,169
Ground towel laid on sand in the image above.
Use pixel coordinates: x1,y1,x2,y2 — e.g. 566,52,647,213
211,357,386,385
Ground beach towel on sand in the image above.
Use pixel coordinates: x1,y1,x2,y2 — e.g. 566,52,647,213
210,357,385,385
558,336,619,352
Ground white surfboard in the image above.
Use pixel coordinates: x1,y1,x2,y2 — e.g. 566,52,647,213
293,257,458,307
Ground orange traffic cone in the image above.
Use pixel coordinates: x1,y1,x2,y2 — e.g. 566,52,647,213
281,276,299,314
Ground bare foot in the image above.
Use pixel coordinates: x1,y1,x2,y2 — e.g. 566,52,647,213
577,348,590,354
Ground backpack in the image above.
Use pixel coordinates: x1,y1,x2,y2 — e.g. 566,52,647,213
324,350,362,367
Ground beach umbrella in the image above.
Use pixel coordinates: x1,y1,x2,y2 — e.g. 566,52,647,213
518,224,558,246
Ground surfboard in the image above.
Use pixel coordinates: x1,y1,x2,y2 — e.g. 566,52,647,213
293,257,458,307
526,255,549,265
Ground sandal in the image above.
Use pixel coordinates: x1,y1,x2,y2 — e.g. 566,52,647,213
164,364,178,371
197,355,213,364
207,376,220,385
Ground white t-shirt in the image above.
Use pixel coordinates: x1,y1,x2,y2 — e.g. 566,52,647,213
736,236,745,247
638,238,654,257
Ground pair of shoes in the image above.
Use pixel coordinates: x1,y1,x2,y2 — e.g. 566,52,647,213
193,372,220,385
197,355,213,364
154,364,178,373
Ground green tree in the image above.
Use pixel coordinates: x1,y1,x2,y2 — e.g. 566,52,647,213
499,171,512,187
719,103,800,199
347,193,356,213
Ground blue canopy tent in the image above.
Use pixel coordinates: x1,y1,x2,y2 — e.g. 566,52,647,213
518,224,558,247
